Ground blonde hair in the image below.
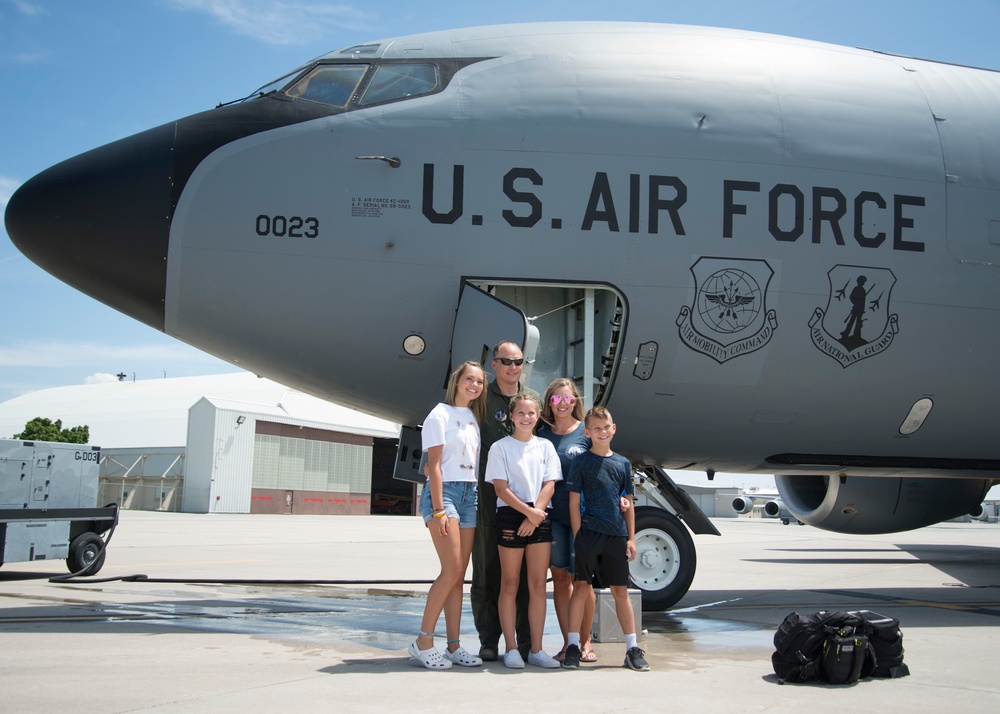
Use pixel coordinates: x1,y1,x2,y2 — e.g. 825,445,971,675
445,361,487,424
540,378,585,425
509,392,540,414
584,405,613,428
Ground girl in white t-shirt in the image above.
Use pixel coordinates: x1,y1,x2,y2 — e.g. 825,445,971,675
409,361,488,670
485,393,562,669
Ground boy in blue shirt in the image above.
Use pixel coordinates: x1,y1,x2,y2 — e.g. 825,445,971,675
562,406,649,671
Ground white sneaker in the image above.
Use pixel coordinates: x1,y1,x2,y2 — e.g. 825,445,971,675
444,646,483,667
527,650,561,668
503,650,525,669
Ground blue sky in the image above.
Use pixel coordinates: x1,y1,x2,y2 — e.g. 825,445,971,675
2,0,1000,406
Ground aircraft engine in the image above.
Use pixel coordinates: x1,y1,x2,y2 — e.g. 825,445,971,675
775,475,991,534
969,503,988,521
762,500,783,518
731,496,755,514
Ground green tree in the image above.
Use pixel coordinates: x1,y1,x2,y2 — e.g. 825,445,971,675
14,417,90,444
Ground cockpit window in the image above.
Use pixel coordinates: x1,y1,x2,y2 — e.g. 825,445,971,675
285,64,368,108
250,67,307,99
240,58,484,111
359,64,438,106
339,43,382,56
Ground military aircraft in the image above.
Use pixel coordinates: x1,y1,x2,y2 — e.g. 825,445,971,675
6,22,999,610
731,490,803,525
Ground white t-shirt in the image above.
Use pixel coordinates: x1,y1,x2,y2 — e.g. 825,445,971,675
421,403,479,483
484,435,562,508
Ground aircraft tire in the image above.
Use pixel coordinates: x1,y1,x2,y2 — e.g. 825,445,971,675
66,532,106,575
629,506,696,611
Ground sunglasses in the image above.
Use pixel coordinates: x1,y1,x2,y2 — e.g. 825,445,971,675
551,395,576,405
496,357,524,366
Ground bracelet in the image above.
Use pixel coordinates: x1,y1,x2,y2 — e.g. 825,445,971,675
432,511,447,519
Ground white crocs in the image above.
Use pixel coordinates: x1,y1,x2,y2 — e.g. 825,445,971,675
444,646,483,667
408,641,453,670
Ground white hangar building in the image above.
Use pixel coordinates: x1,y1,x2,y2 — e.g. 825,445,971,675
0,373,410,516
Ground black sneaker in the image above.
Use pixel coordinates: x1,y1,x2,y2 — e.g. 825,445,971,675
624,646,650,671
562,644,581,669
478,645,499,662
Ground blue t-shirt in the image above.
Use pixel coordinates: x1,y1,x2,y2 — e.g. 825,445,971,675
566,450,634,536
536,422,590,524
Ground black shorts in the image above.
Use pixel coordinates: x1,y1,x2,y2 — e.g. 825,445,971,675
573,528,630,587
495,505,553,549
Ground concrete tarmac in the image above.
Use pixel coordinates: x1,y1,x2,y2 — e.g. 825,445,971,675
2,511,999,712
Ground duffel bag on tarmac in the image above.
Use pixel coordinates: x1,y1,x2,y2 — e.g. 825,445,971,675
772,610,876,684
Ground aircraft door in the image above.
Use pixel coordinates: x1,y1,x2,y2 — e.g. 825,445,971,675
450,281,528,368
464,279,625,408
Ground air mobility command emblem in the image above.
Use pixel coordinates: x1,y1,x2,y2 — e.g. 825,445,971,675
677,257,777,364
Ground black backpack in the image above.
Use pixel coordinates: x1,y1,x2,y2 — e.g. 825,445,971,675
772,611,877,684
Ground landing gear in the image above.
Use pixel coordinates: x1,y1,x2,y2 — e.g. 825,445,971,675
629,506,696,611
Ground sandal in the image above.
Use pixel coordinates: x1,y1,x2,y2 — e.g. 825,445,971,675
408,641,452,670
580,648,598,663
553,649,566,663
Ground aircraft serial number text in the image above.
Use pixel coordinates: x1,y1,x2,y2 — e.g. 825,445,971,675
255,215,319,239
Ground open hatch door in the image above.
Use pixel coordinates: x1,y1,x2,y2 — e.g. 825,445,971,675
450,281,529,368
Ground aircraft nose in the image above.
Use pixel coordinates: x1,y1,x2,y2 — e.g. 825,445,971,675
4,122,175,330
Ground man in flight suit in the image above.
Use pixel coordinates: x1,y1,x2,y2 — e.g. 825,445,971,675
472,340,539,661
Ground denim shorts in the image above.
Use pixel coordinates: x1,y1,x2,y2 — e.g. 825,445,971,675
549,519,575,572
419,480,478,528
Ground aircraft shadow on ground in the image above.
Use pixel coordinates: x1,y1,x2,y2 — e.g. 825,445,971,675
745,542,1000,588
651,583,1000,632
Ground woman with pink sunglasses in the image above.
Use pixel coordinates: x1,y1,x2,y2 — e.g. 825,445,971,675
536,378,597,663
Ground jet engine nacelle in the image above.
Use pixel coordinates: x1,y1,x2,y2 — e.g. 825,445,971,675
969,503,988,521
731,496,755,514
762,500,783,518
775,475,992,534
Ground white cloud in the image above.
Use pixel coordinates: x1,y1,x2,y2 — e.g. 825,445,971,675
11,0,48,17
0,176,19,210
12,50,50,64
168,0,368,45
84,372,123,385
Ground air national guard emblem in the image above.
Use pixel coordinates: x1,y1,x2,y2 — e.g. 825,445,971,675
809,264,899,368
676,257,777,364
